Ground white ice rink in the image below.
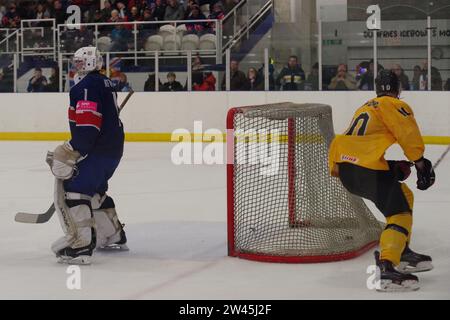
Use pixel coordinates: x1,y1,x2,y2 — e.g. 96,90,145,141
0,141,449,299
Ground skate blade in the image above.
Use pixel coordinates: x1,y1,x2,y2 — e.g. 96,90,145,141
376,279,420,292
397,261,433,273
58,255,92,265
98,243,129,251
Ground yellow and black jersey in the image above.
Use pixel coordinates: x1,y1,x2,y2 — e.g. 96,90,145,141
329,95,424,175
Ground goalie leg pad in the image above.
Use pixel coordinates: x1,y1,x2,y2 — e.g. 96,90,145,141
51,180,96,263
91,194,127,250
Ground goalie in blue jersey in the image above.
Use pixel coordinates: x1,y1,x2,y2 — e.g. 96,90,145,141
47,46,127,265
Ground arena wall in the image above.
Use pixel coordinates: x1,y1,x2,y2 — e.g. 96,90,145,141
0,91,449,144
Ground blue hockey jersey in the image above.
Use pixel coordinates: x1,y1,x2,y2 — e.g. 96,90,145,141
68,71,124,158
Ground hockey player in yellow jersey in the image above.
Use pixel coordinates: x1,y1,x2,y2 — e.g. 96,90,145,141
329,69,436,292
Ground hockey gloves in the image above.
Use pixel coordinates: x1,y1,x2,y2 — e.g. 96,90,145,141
414,157,436,191
388,160,412,181
47,142,81,180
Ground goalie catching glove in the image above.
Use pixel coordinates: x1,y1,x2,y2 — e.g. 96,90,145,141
414,157,436,191
46,142,81,180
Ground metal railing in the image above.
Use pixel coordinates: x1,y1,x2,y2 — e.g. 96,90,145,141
20,19,56,61
57,19,222,66
222,0,273,53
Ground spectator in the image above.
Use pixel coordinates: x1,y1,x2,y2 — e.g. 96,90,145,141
191,54,205,87
110,23,130,51
129,6,142,22
391,64,410,91
92,9,103,23
35,4,49,20
27,67,48,92
184,0,199,19
411,65,422,90
305,62,319,91
0,69,11,92
116,2,129,21
2,3,20,28
185,5,207,34
109,9,121,23
116,73,132,92
358,60,377,91
144,73,161,91
152,0,167,21
221,59,248,91
247,67,263,91
162,72,184,91
45,67,59,92
193,72,216,91
208,2,224,32
328,64,357,91
165,0,185,21
444,78,450,91
51,1,66,25
276,55,306,91
101,1,113,22
422,61,443,91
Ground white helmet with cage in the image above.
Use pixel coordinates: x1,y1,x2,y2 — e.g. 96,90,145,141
73,46,103,76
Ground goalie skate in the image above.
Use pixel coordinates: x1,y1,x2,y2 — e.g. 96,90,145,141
397,246,433,274
374,251,420,292
98,228,129,251
58,255,92,265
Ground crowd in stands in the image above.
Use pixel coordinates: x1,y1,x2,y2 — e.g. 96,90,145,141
0,0,239,28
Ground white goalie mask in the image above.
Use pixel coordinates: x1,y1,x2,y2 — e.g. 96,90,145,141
72,46,103,76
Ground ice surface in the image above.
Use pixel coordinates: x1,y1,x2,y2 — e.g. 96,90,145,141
0,142,449,299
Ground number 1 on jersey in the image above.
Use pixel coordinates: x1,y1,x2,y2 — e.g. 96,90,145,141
346,113,370,136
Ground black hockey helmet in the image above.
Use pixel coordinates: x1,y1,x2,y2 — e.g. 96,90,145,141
375,69,400,97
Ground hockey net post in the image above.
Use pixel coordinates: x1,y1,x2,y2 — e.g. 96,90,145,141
227,103,382,263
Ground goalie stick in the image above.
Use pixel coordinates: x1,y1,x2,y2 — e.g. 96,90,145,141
432,144,450,170
14,90,134,224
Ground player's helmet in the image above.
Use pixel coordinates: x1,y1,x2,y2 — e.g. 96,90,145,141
375,69,400,97
72,46,103,75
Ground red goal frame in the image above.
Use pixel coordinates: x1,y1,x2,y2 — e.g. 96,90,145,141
226,107,378,263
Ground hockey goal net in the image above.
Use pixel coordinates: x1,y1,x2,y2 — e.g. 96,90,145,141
227,103,383,263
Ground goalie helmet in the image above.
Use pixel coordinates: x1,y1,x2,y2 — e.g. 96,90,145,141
375,69,400,97
73,46,103,76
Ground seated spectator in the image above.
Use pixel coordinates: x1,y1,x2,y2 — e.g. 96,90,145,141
391,64,410,91
185,5,207,34
191,54,205,86
445,78,450,91
116,73,132,92
193,72,216,91
247,67,264,91
165,0,185,21
152,0,167,21
358,60,382,91
208,2,225,32
129,6,142,22
45,67,59,92
221,59,249,91
411,65,422,90
116,2,129,21
0,69,10,92
162,72,184,91
92,9,104,23
109,9,121,23
51,1,66,25
276,55,306,91
101,0,113,22
2,3,20,28
184,0,200,19
422,61,443,91
27,67,48,92
144,73,162,91
328,64,357,91
110,23,131,51
305,62,319,91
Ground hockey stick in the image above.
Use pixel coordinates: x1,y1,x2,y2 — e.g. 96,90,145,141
433,144,450,170
14,90,135,224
